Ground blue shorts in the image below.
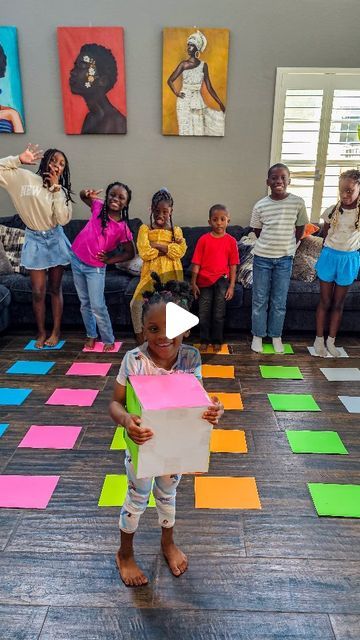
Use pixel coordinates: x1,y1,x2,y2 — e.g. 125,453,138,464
21,225,71,270
315,246,360,286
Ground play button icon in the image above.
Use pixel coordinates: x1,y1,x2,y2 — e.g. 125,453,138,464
166,302,199,339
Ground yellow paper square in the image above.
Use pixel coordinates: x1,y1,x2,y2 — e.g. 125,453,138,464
210,429,247,453
214,392,243,410
202,365,235,379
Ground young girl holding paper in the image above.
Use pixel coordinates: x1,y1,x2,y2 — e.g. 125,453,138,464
109,272,223,587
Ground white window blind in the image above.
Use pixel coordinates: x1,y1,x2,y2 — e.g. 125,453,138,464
271,69,360,221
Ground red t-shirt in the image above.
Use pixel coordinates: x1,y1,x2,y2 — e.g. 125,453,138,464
191,232,240,288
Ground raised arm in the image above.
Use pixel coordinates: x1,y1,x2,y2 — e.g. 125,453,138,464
80,188,103,208
0,143,43,188
167,62,186,98
203,63,225,112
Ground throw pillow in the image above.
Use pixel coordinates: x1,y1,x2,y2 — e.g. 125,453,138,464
292,235,323,282
301,223,320,239
115,254,143,276
237,234,256,288
0,224,26,273
0,238,13,275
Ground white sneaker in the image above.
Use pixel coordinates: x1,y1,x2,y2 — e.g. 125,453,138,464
326,336,340,358
272,337,284,353
313,336,328,358
251,336,263,353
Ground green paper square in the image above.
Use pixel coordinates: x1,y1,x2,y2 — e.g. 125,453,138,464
98,474,155,507
286,430,348,454
124,380,142,473
110,426,127,450
260,365,303,379
268,394,321,412
308,483,360,517
262,343,294,354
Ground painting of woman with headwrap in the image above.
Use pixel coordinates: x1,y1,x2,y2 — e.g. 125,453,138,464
163,28,229,136
0,27,25,133
57,27,127,134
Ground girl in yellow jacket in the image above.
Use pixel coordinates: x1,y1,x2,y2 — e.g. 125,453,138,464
130,189,187,343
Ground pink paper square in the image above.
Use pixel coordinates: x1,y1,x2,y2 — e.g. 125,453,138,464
66,362,112,377
83,341,122,353
0,475,60,508
129,373,210,410
45,388,99,407
18,425,82,449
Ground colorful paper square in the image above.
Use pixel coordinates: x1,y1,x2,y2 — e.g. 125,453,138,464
194,343,230,355
82,341,122,353
130,373,210,410
338,396,360,413
286,430,348,454
98,474,155,507
24,340,65,351
0,424,9,437
110,426,127,450
66,362,112,377
210,429,247,453
307,346,348,358
7,360,55,375
268,393,321,412
262,343,294,354
308,483,360,518
45,388,99,407
202,365,235,379
320,368,360,382
0,475,60,509
18,425,82,450
213,392,243,410
0,388,32,406
260,365,303,380
195,476,261,509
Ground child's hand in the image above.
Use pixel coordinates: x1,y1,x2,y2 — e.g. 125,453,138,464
19,143,43,165
84,188,103,200
202,396,224,425
96,250,110,264
175,237,183,244
225,285,234,301
124,414,153,445
192,283,200,299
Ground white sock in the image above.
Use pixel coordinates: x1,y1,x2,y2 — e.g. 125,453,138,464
313,336,328,357
272,337,284,353
251,336,263,353
326,336,340,358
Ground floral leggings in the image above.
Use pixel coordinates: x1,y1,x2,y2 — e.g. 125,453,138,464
119,452,182,534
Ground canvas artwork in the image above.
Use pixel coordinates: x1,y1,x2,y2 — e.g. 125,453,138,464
162,27,229,136
57,26,127,134
0,27,25,133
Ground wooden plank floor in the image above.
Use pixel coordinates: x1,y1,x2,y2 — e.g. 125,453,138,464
0,331,359,640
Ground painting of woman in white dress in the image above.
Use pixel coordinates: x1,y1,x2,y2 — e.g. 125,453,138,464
163,28,229,136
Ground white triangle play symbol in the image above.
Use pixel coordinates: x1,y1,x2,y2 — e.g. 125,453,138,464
166,302,199,339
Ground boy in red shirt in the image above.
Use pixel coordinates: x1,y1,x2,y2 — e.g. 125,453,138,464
191,204,239,351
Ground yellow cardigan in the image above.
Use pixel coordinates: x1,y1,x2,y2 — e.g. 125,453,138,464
132,224,187,300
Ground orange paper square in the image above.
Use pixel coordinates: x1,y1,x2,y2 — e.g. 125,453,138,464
195,476,261,509
202,365,235,379
210,429,247,453
194,343,230,355
214,392,243,410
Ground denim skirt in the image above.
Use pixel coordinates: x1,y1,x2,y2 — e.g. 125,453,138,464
21,225,71,270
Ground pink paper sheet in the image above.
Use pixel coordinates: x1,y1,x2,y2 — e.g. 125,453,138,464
45,388,99,407
82,341,122,353
0,475,60,508
66,362,112,377
18,425,82,449
129,373,210,410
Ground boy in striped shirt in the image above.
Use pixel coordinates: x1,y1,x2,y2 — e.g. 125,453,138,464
250,164,308,353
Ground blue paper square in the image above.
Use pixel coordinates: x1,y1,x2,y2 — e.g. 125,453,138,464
7,361,55,375
0,388,32,405
0,424,9,437
24,340,65,351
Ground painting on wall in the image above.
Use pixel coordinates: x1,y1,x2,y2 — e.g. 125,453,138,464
0,27,25,133
57,26,127,134
162,27,229,136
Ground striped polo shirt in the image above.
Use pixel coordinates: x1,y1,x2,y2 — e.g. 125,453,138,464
250,193,308,258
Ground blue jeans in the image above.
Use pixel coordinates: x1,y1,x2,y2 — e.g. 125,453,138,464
252,255,293,338
70,252,115,344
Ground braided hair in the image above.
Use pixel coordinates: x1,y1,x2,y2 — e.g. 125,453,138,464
36,149,74,204
150,188,176,241
98,181,132,237
328,169,360,231
142,272,193,322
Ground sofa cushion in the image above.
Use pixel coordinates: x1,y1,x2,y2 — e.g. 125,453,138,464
0,239,13,275
0,283,11,309
0,225,26,273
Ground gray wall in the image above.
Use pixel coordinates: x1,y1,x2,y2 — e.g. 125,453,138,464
1,0,359,225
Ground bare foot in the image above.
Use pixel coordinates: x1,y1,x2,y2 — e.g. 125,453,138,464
162,542,188,577
115,550,148,587
44,332,60,347
84,337,96,350
213,343,222,352
103,343,115,352
35,333,46,349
